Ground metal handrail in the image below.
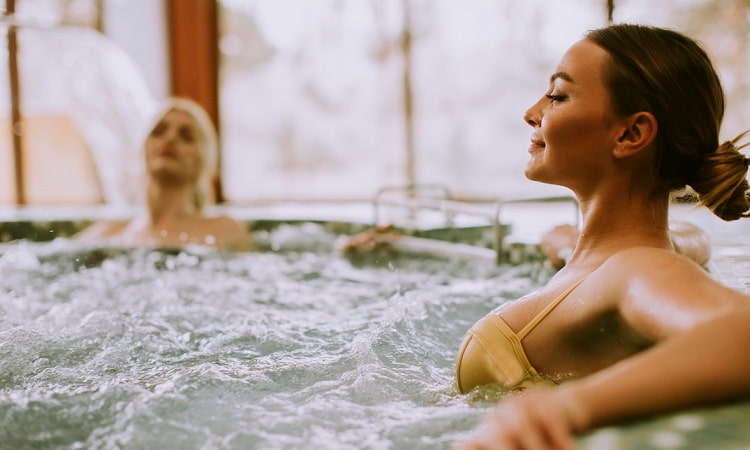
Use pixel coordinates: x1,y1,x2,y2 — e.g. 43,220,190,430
371,184,579,264
494,195,580,264
372,183,453,227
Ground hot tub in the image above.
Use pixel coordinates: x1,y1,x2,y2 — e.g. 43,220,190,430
0,202,748,449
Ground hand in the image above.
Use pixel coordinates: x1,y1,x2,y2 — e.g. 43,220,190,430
339,224,400,255
454,387,586,450
539,225,579,270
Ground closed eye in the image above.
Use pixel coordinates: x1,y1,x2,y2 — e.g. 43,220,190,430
546,94,567,103
150,122,168,137
178,127,196,143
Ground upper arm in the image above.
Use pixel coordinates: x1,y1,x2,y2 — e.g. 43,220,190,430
602,248,748,342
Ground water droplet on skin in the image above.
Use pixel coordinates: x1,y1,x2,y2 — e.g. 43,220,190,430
160,230,168,237
204,235,216,245
179,232,188,242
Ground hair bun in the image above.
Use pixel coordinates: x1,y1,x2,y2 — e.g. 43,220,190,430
688,131,750,221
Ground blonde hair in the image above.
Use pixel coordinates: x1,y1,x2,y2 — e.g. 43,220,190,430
144,97,218,211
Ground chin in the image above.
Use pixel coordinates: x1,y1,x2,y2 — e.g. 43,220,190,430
524,167,556,186
524,164,541,182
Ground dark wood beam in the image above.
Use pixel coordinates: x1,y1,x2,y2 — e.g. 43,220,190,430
401,0,415,187
166,0,224,202
6,0,25,205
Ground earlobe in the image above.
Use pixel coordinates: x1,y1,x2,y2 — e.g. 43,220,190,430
612,112,658,159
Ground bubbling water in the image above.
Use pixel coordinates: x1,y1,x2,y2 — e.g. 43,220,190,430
0,225,549,449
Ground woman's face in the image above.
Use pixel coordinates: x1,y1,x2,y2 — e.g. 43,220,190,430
145,109,203,183
523,39,623,191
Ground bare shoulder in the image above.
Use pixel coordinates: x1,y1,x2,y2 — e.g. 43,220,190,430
202,215,249,235
595,247,749,340
202,215,255,251
601,246,700,273
74,221,129,241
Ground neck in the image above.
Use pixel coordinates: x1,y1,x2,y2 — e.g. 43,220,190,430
145,180,198,225
566,188,671,269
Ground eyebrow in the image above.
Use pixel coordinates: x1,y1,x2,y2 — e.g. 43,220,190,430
550,71,574,83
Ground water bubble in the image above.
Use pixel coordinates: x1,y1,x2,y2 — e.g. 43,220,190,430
671,414,704,431
649,431,686,448
0,248,41,270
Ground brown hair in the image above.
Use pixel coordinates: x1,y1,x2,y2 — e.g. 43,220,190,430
586,24,749,220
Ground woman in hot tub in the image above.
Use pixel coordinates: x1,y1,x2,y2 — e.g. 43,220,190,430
76,97,254,251
456,23,750,449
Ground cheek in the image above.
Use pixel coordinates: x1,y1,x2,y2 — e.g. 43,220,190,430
144,143,156,164
144,138,162,158
182,145,204,172
543,111,580,147
544,108,608,152
188,146,203,164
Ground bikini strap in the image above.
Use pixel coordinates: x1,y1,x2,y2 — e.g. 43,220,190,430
517,274,590,340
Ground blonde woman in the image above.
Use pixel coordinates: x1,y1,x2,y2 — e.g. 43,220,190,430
77,97,254,251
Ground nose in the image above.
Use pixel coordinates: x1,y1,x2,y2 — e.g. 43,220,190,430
164,128,178,143
524,98,543,127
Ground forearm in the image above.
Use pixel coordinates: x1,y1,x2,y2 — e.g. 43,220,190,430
562,307,750,431
72,222,116,242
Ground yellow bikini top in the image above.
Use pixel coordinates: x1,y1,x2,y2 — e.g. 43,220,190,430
455,275,589,393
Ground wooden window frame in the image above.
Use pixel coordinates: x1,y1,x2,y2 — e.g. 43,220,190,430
166,0,224,202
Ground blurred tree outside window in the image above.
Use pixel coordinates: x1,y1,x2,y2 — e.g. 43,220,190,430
614,0,750,138
218,0,750,204
218,0,594,202
1,0,748,206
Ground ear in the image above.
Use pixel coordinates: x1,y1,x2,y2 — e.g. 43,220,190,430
612,112,657,159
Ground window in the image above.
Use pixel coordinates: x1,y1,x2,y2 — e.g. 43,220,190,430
2,0,748,206
218,0,750,204
0,0,154,206
217,0,607,203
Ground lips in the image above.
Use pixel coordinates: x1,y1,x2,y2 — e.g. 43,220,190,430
156,147,178,158
529,136,546,151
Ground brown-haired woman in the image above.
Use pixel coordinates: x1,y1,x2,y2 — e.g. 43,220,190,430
455,24,750,449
